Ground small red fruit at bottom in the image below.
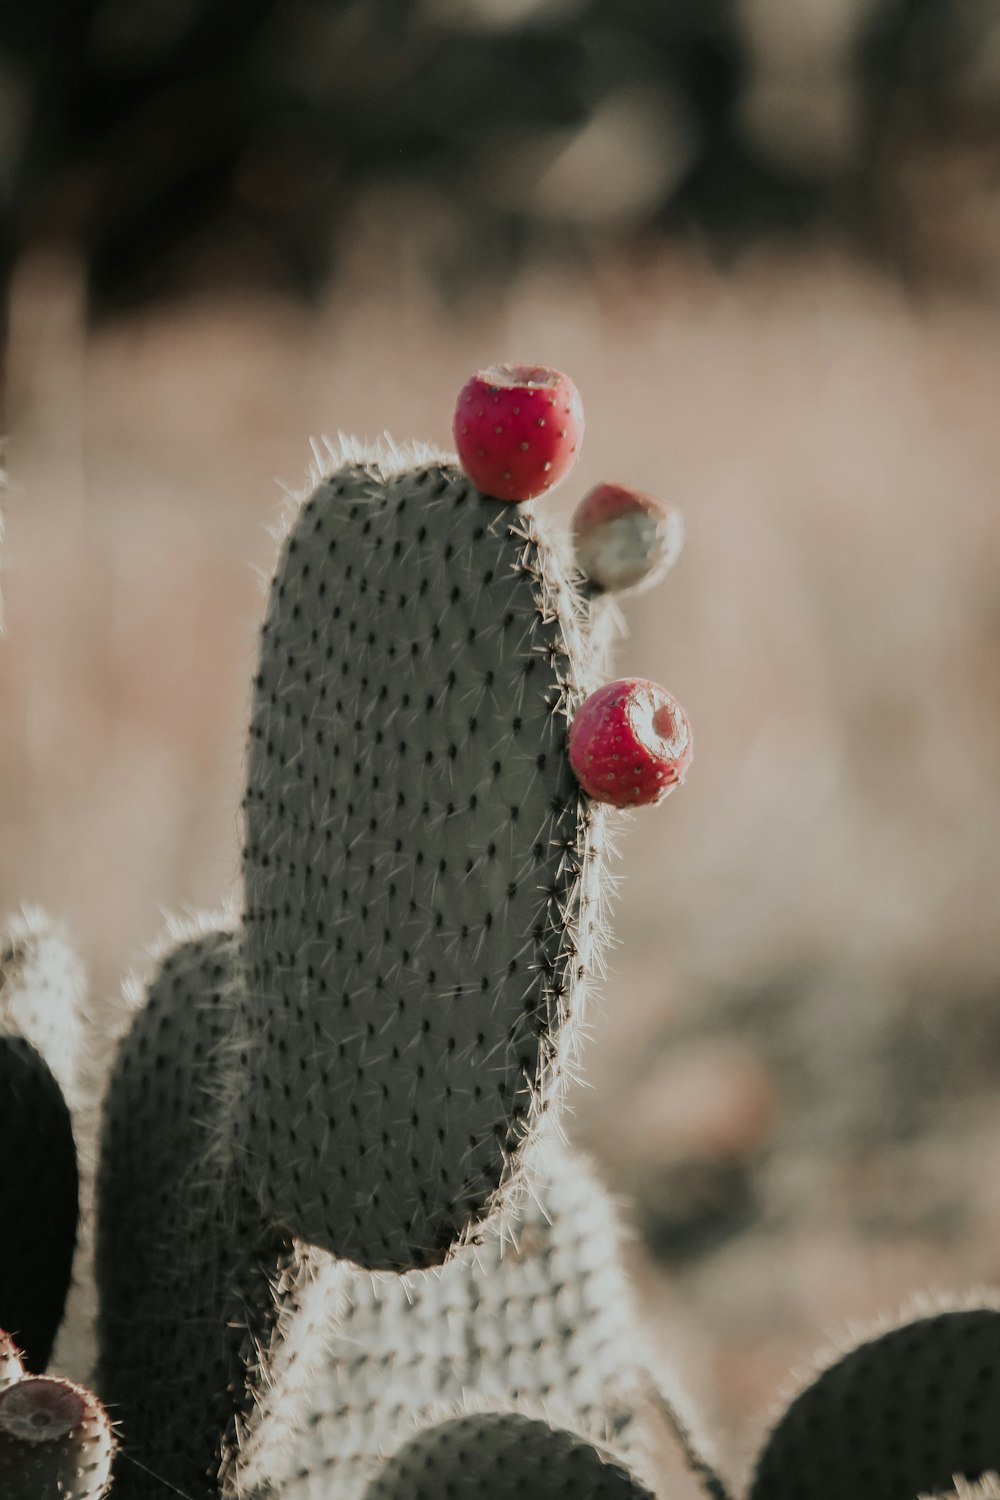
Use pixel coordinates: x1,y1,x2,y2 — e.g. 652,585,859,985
569,679,692,807
453,363,584,502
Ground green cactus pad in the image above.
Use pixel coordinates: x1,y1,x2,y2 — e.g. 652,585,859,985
241,456,611,1270
0,1374,114,1500
97,928,295,1500
231,1133,658,1499
749,1306,1000,1500
929,1478,1000,1500
363,1410,655,1500
0,1036,78,1371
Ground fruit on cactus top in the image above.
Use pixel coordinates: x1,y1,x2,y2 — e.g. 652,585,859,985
569,679,692,807
573,482,683,595
0,1374,114,1499
453,363,584,501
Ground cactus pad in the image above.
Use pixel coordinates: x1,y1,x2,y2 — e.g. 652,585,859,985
230,1132,661,1499
0,909,87,1108
0,1374,114,1500
928,1478,1000,1500
363,1410,655,1500
0,1036,78,1371
97,927,295,1499
241,456,611,1269
749,1306,1000,1500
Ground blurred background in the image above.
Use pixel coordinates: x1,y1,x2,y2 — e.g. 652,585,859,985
3,0,1000,1486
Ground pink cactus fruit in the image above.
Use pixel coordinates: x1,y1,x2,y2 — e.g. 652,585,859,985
453,363,584,502
0,1374,115,1499
573,482,683,594
568,678,692,807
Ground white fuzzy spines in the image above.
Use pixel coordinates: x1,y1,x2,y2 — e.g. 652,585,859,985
228,1131,666,1500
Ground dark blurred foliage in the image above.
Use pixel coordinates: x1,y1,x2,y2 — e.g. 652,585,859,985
1,0,999,313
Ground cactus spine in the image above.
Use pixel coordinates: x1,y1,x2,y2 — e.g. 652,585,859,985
0,1372,114,1500
97,445,619,1497
229,1125,690,1499
749,1302,1000,1500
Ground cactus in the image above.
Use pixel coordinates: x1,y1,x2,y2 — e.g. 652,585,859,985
95,430,657,1498
238,451,612,1267
0,370,705,1499
20,363,1000,1500
928,1479,1000,1500
96,925,285,1495
0,1369,114,1500
0,916,82,1372
362,1410,656,1500
0,910,88,1105
747,1302,1000,1500
229,1122,716,1499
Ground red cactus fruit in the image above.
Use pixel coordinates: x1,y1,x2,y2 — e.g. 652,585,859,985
453,363,584,502
569,679,692,807
573,482,683,594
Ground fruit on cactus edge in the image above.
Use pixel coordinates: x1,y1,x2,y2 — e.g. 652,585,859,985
569,679,692,807
453,363,584,501
573,482,683,595
0,1374,114,1499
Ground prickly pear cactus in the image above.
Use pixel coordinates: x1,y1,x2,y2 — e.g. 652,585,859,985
928,1478,1000,1500
97,925,294,1497
97,426,643,1498
0,915,82,1372
0,1370,114,1500
0,910,87,1106
363,1410,656,1500
239,450,611,1269
230,1123,700,1500
748,1303,1000,1500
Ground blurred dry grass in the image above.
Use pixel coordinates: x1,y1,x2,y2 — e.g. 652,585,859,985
4,224,1000,1482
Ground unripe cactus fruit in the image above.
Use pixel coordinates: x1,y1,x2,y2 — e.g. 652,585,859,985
364,1411,655,1500
0,1374,114,1499
572,482,683,595
0,1332,24,1391
569,679,692,807
453,364,584,501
